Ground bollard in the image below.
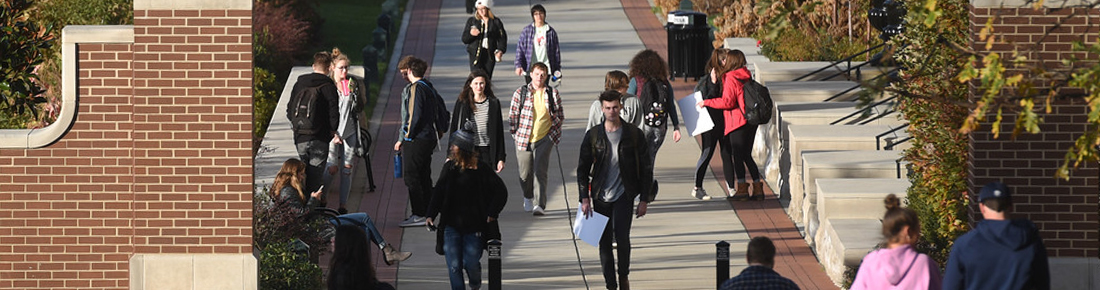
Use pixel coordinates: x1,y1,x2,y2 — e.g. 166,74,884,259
361,45,379,82
487,239,502,290
372,27,388,53
377,13,393,34
716,241,730,289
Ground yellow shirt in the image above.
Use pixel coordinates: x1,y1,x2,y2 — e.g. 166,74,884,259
531,89,551,143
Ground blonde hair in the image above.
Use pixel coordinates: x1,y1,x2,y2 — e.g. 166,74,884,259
475,7,496,20
331,47,349,63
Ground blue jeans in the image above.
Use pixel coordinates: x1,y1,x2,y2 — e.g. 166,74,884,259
329,213,386,247
443,226,482,290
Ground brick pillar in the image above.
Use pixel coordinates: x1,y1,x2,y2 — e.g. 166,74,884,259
969,0,1099,288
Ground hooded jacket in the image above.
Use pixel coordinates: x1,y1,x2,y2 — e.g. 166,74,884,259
289,72,340,143
943,219,1050,290
851,244,942,290
701,67,753,135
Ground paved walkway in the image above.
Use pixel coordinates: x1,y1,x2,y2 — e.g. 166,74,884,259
257,0,839,288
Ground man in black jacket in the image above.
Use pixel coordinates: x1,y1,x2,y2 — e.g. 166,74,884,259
394,55,445,228
288,52,341,194
578,90,654,290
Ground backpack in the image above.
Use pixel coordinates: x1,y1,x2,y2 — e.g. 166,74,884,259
288,84,324,135
639,77,670,127
740,79,773,125
412,80,450,137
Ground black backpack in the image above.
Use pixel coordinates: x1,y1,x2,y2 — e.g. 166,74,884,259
639,77,670,127
741,79,773,125
413,80,450,137
288,84,324,135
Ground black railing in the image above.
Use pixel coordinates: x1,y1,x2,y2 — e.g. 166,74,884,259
875,123,909,150
792,43,886,82
822,67,901,102
831,95,898,125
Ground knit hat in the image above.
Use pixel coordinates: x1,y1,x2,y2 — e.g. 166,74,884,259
978,182,1011,202
451,124,477,153
475,0,492,9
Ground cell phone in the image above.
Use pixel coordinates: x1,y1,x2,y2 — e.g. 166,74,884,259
317,185,325,192
426,223,437,232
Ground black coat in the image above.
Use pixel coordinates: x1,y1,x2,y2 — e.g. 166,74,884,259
577,120,655,203
426,162,508,233
461,17,507,57
449,96,506,166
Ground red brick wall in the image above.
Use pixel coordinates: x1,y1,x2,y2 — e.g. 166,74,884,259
0,43,135,289
969,7,1100,258
131,9,252,255
0,8,253,289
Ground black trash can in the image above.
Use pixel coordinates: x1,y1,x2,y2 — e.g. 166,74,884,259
665,11,711,81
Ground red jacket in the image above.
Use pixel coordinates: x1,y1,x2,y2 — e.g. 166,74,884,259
702,67,753,135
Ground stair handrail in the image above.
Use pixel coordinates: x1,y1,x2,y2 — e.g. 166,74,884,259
884,136,912,150
831,94,898,125
875,123,910,150
822,66,902,102
792,43,886,82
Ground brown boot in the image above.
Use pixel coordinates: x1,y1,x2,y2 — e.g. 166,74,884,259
752,181,765,200
618,276,630,290
382,244,411,265
729,183,750,200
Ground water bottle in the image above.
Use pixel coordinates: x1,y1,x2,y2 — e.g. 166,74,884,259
393,152,403,178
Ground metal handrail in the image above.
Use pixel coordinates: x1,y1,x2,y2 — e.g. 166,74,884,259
822,67,902,102
895,157,905,179
857,109,896,125
792,43,886,81
875,123,910,150
831,94,898,125
884,136,912,150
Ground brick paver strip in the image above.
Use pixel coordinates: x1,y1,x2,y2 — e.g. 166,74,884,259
619,0,839,288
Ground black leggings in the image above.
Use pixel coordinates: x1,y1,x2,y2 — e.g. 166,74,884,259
595,196,634,289
694,109,734,188
727,124,760,183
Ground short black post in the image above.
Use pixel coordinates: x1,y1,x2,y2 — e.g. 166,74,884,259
487,239,502,290
716,241,730,289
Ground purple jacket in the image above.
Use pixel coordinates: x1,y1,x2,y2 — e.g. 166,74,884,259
851,244,942,290
514,23,561,75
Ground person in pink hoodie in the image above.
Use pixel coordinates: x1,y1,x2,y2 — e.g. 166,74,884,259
850,194,943,290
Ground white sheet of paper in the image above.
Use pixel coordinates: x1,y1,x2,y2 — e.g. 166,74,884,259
676,91,715,136
572,204,609,247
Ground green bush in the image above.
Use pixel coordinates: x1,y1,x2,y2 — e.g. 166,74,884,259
758,27,879,62
1,0,54,129
258,240,323,290
253,67,280,151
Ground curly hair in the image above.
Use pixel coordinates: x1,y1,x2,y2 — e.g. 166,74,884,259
270,159,306,201
627,49,668,80
458,70,495,113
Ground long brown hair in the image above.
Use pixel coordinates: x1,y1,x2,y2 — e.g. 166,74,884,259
270,159,306,201
458,70,494,113
449,145,479,171
627,49,668,81
727,49,747,72
706,48,731,80
328,225,381,289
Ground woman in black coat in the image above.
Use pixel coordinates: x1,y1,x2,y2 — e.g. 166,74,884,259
449,70,507,172
461,0,507,78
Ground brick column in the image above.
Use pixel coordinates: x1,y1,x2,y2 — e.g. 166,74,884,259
969,0,1099,288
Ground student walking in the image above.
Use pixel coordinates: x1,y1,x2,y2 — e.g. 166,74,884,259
394,55,448,227
850,194,942,290
426,128,508,290
449,70,506,172
626,49,682,167
586,70,642,131
943,182,1050,290
514,4,561,83
462,0,506,79
324,48,370,214
690,48,734,200
508,63,563,216
697,49,763,200
578,90,654,290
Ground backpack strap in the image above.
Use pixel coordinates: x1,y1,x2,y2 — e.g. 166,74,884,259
405,83,418,140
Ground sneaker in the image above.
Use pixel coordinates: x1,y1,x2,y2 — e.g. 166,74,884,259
523,198,533,212
532,206,545,216
692,188,711,200
726,186,736,198
399,215,426,227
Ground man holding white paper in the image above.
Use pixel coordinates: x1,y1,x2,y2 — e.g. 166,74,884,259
577,90,654,290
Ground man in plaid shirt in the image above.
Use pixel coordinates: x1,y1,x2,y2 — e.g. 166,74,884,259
721,236,800,290
508,63,563,216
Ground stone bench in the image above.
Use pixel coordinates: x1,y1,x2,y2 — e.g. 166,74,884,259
815,178,910,227
800,150,907,246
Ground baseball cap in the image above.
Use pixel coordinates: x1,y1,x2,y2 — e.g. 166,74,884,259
978,182,1011,202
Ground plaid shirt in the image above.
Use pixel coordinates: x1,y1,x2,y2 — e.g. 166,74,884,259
508,84,563,151
514,23,561,74
720,265,801,290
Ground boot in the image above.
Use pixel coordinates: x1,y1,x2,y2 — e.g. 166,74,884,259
752,181,765,200
618,276,630,290
382,244,411,265
729,183,750,200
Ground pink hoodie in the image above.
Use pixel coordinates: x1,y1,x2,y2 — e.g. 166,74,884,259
850,244,943,290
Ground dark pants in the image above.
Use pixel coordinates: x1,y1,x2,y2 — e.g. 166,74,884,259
695,109,734,188
595,195,634,289
401,138,435,216
476,145,493,169
296,139,329,193
469,48,497,79
727,124,760,182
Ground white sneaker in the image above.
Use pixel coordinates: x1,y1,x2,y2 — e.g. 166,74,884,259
399,215,426,227
532,205,545,216
693,188,711,200
523,198,533,212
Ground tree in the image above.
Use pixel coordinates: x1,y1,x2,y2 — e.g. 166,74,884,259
0,0,54,128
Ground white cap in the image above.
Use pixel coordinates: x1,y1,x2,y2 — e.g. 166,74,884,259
475,0,493,9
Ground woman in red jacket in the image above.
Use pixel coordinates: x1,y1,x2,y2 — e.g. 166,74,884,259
696,49,763,200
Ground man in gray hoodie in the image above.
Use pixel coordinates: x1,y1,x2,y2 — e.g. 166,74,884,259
943,182,1050,290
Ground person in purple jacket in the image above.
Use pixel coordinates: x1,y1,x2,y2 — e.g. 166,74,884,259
850,194,942,290
513,4,560,84
943,182,1050,290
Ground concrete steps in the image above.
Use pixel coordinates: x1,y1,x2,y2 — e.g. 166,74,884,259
814,218,882,285
815,178,910,223
800,150,907,245
764,81,864,102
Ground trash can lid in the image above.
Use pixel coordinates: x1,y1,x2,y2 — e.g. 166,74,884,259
666,10,706,26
